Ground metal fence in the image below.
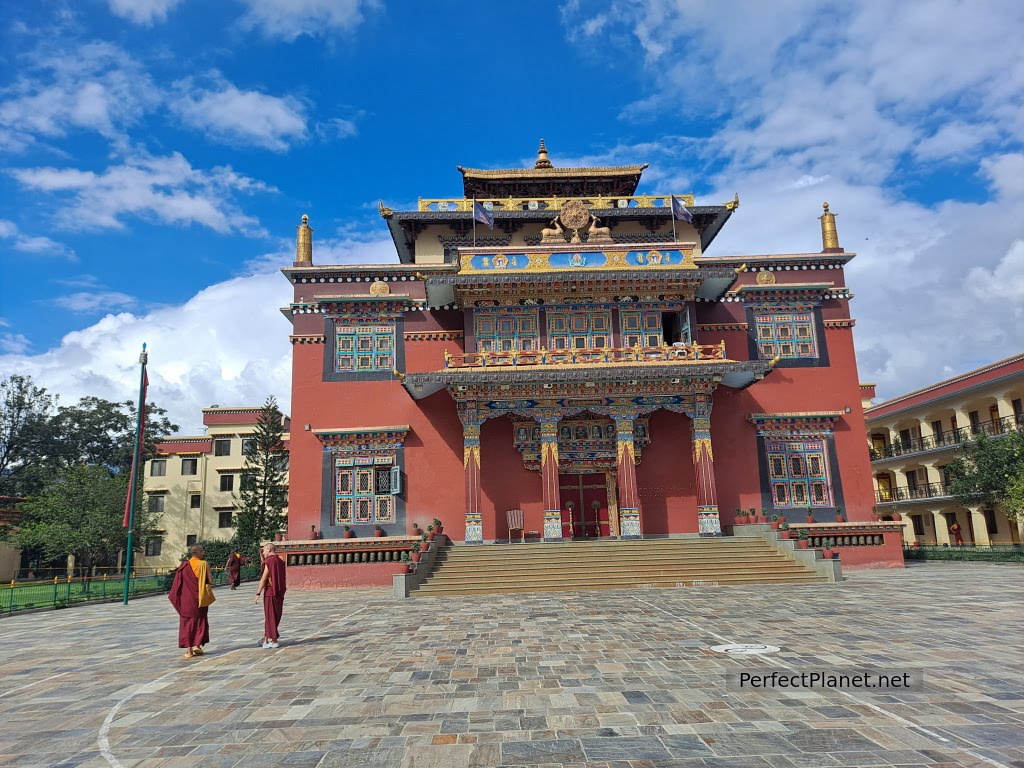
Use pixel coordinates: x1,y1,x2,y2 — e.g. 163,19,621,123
0,565,261,616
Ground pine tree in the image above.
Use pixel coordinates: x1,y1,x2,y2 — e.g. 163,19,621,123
234,396,288,555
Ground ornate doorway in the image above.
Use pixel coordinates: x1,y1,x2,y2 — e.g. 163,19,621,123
559,474,610,539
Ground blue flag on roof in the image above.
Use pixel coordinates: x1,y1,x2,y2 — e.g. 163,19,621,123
473,200,494,229
671,196,694,223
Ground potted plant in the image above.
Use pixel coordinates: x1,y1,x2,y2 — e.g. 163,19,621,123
760,508,770,524
426,524,435,542
770,514,781,530
805,507,816,524
735,508,748,524
797,530,809,549
779,522,791,539
749,507,759,523
822,538,837,559
420,532,430,551
374,525,387,538
343,525,356,539
400,551,412,572
411,521,422,535
835,507,845,523
409,542,422,563
432,518,444,535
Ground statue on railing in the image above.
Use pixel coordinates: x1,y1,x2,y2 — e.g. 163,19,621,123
540,217,564,243
587,214,613,243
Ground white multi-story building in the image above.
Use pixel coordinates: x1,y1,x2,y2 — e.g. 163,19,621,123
864,354,1024,546
138,407,289,568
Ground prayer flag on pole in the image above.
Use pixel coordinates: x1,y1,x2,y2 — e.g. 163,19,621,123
671,195,694,224
122,365,148,528
473,200,494,229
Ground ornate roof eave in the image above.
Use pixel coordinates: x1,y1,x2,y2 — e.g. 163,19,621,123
426,266,737,289
458,164,649,199
386,206,732,264
403,359,772,400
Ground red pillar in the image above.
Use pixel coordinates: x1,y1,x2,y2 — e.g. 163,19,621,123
460,403,483,543
690,411,722,536
615,416,642,537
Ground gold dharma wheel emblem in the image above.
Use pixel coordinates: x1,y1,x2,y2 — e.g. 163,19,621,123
369,280,391,296
756,270,776,285
559,199,591,231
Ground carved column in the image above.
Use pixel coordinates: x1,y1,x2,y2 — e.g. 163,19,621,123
460,403,483,544
689,401,723,536
540,418,563,541
615,416,642,538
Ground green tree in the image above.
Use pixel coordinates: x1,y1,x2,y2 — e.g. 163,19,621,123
0,375,56,496
13,464,158,574
234,396,288,555
947,431,1024,522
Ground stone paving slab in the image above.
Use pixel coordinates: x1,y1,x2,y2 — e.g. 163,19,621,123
1,562,1022,767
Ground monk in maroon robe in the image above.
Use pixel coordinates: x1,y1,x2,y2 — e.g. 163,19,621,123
255,543,287,648
225,551,242,589
169,544,214,658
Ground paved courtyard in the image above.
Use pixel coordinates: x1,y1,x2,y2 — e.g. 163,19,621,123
1,562,1022,768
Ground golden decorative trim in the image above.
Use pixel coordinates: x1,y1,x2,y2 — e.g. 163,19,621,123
755,270,777,285
417,193,694,213
369,280,391,296
458,164,649,178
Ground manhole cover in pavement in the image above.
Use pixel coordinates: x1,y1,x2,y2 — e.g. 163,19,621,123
709,643,780,655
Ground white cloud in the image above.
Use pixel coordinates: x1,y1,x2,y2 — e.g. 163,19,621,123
10,152,274,234
53,291,137,313
0,42,159,152
107,0,183,25
0,219,76,260
0,232,395,432
967,240,1024,317
236,0,380,42
171,76,308,151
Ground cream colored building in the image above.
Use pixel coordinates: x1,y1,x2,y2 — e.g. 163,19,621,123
864,354,1024,546
137,407,289,569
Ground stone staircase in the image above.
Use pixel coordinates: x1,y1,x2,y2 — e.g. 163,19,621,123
411,537,827,597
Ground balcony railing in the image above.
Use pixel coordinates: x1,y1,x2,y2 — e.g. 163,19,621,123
418,193,695,213
444,342,726,370
875,481,953,503
871,414,1024,461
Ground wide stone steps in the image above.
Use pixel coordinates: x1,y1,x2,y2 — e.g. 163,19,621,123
411,538,825,596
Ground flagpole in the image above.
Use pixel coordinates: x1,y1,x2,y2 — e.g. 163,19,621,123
671,196,678,242
122,344,148,605
472,197,477,247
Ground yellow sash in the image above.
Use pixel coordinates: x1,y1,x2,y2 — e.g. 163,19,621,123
191,558,216,608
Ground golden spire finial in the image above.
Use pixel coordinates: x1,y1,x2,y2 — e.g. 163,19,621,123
295,214,313,266
819,202,841,253
535,138,553,169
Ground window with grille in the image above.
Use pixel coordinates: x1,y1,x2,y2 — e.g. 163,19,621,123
334,456,396,526
475,310,538,352
335,323,395,372
766,440,833,509
547,309,612,350
181,458,197,475
619,310,662,347
214,439,231,456
754,311,818,359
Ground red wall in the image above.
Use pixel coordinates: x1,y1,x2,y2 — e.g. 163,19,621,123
288,563,406,588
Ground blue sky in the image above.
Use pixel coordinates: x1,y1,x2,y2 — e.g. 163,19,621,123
2,0,1023,432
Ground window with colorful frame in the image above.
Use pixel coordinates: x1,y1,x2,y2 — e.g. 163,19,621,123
754,311,818,359
766,439,833,508
619,310,662,347
335,323,395,372
475,309,538,352
334,455,396,526
547,309,612,349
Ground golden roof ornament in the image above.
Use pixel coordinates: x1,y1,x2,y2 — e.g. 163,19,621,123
295,214,313,265
725,192,740,211
559,199,590,243
819,202,841,253
534,138,554,169
756,270,776,285
369,280,390,296
378,200,394,219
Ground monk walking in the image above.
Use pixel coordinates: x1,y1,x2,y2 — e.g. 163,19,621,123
255,543,287,648
225,551,242,590
168,544,215,658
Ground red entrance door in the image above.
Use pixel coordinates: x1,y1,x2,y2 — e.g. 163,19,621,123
559,474,609,539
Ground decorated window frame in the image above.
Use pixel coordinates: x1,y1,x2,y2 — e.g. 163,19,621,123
474,307,539,352
334,455,399,526
753,310,818,360
749,412,843,513
335,323,396,372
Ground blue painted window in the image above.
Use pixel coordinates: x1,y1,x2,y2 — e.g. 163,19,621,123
754,312,817,359
475,309,538,352
620,310,662,347
547,309,612,349
334,456,395,525
335,323,395,372
766,440,833,508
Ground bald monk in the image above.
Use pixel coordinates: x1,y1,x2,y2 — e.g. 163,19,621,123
168,544,215,658
225,551,242,589
255,543,287,648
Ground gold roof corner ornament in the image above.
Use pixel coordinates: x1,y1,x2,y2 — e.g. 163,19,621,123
394,370,406,382
414,272,427,281
725,192,740,211
535,138,553,169
820,201,841,252
735,263,748,274
295,214,313,265
770,355,782,367
378,200,394,219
